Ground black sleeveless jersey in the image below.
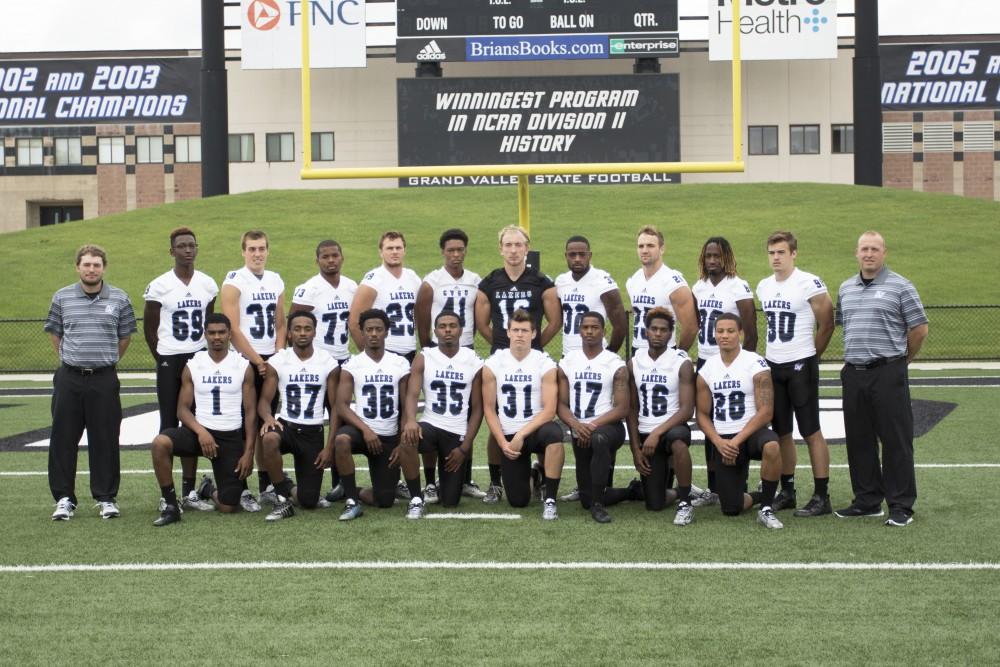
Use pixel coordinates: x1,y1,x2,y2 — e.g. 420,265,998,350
479,266,554,352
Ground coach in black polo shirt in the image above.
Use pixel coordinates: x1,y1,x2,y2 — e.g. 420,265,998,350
835,231,928,527
45,244,137,521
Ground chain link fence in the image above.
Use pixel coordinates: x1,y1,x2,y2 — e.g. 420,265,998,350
2,305,997,373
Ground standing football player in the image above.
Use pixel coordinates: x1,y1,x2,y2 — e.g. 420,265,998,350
475,225,561,503
696,313,784,529
756,231,834,516
220,229,286,510
482,309,564,520
556,312,630,523
402,310,484,510
555,236,628,356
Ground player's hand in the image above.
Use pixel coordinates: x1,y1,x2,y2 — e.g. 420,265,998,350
255,360,269,377
499,437,520,460
197,432,218,459
642,433,659,459
259,417,281,437
633,451,651,476
401,420,421,448
575,421,595,443
387,445,400,468
235,452,254,480
444,447,468,473
362,426,382,454
314,446,334,470
714,437,739,461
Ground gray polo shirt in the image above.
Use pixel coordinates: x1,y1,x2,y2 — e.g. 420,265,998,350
836,266,927,365
44,282,137,368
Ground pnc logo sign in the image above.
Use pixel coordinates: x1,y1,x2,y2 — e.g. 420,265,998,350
248,0,281,31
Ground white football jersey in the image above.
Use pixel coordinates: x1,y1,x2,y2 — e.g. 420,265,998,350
187,350,249,432
423,266,481,347
626,263,688,349
698,349,770,435
756,268,827,363
420,346,483,436
631,347,691,434
555,267,618,356
270,347,338,426
292,274,358,361
692,275,754,361
361,265,421,355
558,349,625,421
222,267,285,356
143,269,219,356
485,348,556,435
343,350,411,436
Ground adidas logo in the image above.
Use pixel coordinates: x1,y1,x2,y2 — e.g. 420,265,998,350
213,369,221,375
417,40,446,61
447,364,454,370
185,292,192,297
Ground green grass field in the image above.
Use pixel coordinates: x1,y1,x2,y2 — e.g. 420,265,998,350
1,183,998,370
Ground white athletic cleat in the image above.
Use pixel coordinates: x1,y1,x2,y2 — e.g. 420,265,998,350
51,497,75,521
181,490,215,512
339,499,363,521
239,490,261,513
423,483,440,505
462,481,487,499
559,487,580,502
406,497,426,520
673,502,694,526
757,506,784,530
259,485,279,506
690,489,719,508
97,501,120,520
316,497,333,509
542,498,559,521
265,496,295,521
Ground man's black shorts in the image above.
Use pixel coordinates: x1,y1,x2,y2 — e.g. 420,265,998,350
768,355,821,438
712,427,780,515
161,425,245,506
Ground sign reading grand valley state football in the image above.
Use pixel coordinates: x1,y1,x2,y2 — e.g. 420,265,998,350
880,43,1000,110
0,58,199,126
397,74,679,187
241,0,366,69
708,0,837,62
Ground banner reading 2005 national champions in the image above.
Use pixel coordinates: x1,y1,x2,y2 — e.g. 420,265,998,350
880,43,1000,110
397,74,680,187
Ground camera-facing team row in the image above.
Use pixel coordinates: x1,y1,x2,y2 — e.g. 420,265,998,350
44,223,928,529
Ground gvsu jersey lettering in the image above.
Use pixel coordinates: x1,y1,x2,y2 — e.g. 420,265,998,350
626,264,687,350
361,266,421,355
756,268,827,363
223,267,284,356
187,351,249,431
270,347,338,427
423,267,481,348
292,274,358,362
631,348,689,434
421,347,483,436
698,350,770,434
143,269,219,356
558,349,624,420
485,348,556,434
343,351,411,436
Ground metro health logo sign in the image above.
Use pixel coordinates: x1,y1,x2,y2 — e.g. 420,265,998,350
241,0,366,69
708,0,837,61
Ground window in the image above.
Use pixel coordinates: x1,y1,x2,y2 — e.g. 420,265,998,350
54,137,82,165
831,124,854,154
228,133,254,162
748,125,778,155
136,136,164,164
790,124,820,154
310,132,335,161
175,135,202,163
266,132,295,162
98,136,125,164
16,138,43,166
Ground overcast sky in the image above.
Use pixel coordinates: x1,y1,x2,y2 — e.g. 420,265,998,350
1,0,997,53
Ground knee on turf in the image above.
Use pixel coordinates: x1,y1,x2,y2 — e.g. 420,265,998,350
373,487,395,508
507,488,531,508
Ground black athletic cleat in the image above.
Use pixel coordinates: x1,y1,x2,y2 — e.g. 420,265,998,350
153,504,182,527
771,489,797,511
197,474,216,501
834,503,885,518
884,510,914,527
626,478,644,501
590,502,612,524
265,497,295,522
794,494,832,517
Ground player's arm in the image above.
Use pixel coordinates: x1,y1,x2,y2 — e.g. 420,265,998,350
695,375,724,450
177,366,217,459
238,365,258,479
387,373,410,466
414,281,434,348
335,369,380,452
205,297,216,316
480,366,506,444
601,289,629,353
274,292,288,350
221,284,264,367
555,367,587,440
142,300,161,358
625,361,650,475
670,286,699,353
590,366,631,428
642,361,694,459
474,289,493,345
907,323,929,362
538,287,563,347
736,298,758,352
729,370,774,450
514,368,557,439
256,365,280,434
347,285,377,348
809,292,835,358
315,368,340,469
401,353,425,447
460,370,484,454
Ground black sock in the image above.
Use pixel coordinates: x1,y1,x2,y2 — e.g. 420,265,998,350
707,471,716,492
544,476,560,501
814,477,829,497
760,479,778,508
161,484,178,507
342,473,359,501
274,478,294,500
424,465,436,486
181,477,195,497
780,474,795,492
464,458,474,484
406,477,423,501
258,471,271,493
329,466,341,488
677,485,692,504
489,464,502,486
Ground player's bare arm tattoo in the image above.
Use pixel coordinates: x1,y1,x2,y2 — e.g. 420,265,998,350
754,372,774,412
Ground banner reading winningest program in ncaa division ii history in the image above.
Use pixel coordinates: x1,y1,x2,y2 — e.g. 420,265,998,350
397,74,680,187
0,58,200,126
880,43,1000,110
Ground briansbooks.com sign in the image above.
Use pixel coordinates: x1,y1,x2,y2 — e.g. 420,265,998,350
397,74,679,187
